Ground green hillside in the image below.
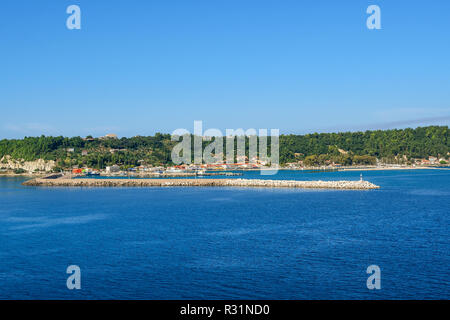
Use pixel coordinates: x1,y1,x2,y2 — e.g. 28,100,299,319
0,126,448,169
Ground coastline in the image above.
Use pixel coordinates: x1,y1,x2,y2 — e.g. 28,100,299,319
232,166,446,171
0,173,44,177
1,165,446,178
337,166,441,171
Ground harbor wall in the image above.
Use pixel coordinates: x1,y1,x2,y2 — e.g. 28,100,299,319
22,178,380,190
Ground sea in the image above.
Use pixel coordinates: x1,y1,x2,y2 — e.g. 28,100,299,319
0,169,449,299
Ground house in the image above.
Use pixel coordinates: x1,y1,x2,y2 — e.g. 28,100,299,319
109,148,127,154
66,148,75,153
285,162,298,168
81,150,88,156
102,133,118,139
105,165,120,173
429,156,438,164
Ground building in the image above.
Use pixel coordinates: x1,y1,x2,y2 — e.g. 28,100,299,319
109,148,127,154
429,156,438,164
105,165,120,173
102,133,118,139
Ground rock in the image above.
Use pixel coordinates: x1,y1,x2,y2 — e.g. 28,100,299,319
22,177,380,190
0,156,56,172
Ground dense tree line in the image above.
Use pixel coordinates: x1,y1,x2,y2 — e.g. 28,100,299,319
0,126,448,169
279,126,449,164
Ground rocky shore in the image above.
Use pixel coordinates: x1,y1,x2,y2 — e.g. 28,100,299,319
0,156,56,172
22,177,380,190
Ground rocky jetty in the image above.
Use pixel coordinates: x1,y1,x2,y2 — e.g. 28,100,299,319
22,177,380,190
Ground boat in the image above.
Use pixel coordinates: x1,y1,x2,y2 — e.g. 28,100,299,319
85,171,100,176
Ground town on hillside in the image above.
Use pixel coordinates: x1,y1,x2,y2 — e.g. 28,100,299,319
1,126,449,176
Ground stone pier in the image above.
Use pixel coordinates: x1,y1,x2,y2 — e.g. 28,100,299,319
22,178,380,190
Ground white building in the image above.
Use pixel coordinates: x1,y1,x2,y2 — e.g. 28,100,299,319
106,165,120,173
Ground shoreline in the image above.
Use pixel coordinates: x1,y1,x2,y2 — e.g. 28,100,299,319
1,165,446,177
211,166,446,172
0,173,44,177
337,166,440,171
22,177,380,190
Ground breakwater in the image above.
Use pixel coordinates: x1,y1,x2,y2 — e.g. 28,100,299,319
22,177,380,189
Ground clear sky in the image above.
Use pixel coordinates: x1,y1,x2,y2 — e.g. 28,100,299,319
1,0,449,138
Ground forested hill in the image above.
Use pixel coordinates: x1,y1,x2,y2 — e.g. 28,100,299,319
279,126,449,164
0,126,448,169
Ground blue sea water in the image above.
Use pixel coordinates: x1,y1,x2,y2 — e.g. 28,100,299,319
0,169,449,299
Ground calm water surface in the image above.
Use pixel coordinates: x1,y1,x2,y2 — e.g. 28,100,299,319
0,169,449,299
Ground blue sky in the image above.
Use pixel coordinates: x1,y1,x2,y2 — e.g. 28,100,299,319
1,0,449,138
